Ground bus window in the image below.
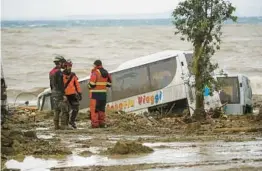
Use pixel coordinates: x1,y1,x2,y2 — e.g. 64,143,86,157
149,57,177,91
111,66,150,101
217,77,240,104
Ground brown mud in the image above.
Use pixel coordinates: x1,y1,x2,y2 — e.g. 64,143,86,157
105,140,154,155
2,95,262,170
1,107,72,169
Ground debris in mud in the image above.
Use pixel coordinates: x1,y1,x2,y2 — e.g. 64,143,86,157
105,109,262,135
107,112,153,132
5,106,53,126
1,127,72,157
185,122,201,134
106,140,153,155
2,169,20,171
213,127,262,133
1,110,72,168
106,111,185,134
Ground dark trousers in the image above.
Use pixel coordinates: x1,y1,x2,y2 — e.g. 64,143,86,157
67,94,79,125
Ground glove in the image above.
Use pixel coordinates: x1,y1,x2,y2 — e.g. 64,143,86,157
78,93,82,101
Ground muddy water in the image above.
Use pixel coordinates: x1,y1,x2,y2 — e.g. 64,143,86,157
5,140,262,171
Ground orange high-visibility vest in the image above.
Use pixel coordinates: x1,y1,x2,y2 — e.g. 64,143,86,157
63,73,81,95
88,67,112,98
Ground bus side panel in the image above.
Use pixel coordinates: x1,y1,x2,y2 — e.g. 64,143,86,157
161,84,187,104
78,79,90,110
105,84,187,113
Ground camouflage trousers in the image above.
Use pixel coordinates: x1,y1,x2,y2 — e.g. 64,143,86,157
52,95,69,130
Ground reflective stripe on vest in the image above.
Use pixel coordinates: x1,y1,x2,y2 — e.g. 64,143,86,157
90,81,108,86
89,69,108,92
89,89,107,92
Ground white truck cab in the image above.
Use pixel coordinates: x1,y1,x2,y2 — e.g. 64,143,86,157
216,74,253,114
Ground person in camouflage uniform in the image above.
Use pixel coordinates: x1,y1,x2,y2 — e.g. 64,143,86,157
49,55,71,130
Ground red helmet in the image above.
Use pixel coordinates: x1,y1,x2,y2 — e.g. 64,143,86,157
65,59,73,67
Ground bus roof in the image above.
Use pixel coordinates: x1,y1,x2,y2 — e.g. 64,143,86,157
79,50,193,82
115,50,192,71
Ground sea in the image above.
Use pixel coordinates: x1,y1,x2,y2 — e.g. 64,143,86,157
1,17,262,104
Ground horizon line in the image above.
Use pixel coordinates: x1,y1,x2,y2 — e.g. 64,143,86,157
1,16,262,22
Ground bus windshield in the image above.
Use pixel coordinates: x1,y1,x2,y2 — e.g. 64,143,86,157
217,77,240,104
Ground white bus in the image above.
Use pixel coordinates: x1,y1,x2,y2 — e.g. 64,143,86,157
37,50,252,115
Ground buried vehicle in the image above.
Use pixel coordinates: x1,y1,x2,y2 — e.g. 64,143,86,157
37,50,252,115
215,74,253,114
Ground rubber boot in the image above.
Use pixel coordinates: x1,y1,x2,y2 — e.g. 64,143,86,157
54,111,60,130
65,112,69,126
69,108,78,129
60,119,72,130
98,111,106,128
54,119,60,130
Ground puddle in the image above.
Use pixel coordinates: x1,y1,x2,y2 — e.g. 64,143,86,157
77,135,93,141
5,140,262,171
74,146,106,154
5,156,58,171
37,133,55,139
108,135,159,141
36,127,49,131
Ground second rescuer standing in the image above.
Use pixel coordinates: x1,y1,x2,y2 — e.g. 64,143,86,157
88,60,112,128
63,60,82,129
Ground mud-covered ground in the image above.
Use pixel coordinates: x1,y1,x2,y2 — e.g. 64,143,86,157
1,95,262,171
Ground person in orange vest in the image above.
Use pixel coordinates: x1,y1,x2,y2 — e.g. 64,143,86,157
88,60,112,128
63,60,82,129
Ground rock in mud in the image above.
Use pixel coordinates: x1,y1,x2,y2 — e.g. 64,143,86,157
23,130,37,138
107,140,153,155
79,150,93,157
2,169,20,171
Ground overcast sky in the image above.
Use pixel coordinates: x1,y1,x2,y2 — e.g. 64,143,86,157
1,0,262,20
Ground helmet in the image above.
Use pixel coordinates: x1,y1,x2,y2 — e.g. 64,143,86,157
53,55,66,63
65,59,73,67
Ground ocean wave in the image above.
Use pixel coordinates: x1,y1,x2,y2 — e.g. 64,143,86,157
1,29,29,33
67,39,82,44
2,24,262,100
225,66,262,73
2,17,262,28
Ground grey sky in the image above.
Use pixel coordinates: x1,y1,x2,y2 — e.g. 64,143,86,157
1,0,262,20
